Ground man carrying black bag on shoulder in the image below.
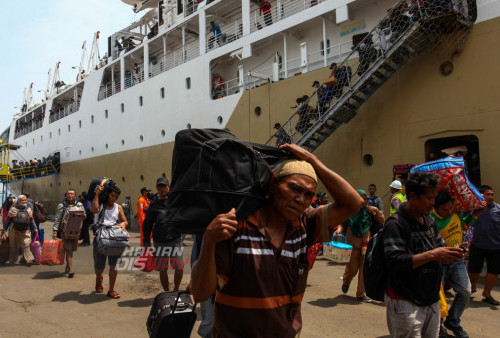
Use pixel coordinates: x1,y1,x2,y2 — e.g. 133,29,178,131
143,177,184,291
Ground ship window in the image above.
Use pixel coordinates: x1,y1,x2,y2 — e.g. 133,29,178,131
162,172,166,178
79,180,82,185
186,77,191,89
91,147,94,152
68,124,71,132
187,123,191,129
121,176,125,182
320,39,331,55
79,120,82,128
121,139,125,145
50,132,52,139
25,142,27,147
58,128,61,135
140,174,145,181
105,143,109,149
140,135,144,142
139,96,143,106
91,115,94,123
161,87,165,98
217,116,223,124
121,103,125,113
79,150,82,155
32,138,35,145
363,154,374,166
161,129,165,137
254,107,262,116
425,135,481,186
105,110,108,118
41,135,43,142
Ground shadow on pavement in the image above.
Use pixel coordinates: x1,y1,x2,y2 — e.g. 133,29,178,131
32,271,66,279
468,298,499,310
307,294,385,308
52,291,109,304
118,297,155,308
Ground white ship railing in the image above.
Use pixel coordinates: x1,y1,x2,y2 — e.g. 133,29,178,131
49,101,81,124
150,40,199,78
125,69,145,89
250,0,324,33
98,81,121,101
14,119,44,139
212,77,241,99
206,18,243,52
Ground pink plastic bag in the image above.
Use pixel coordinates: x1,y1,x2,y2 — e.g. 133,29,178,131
30,233,42,264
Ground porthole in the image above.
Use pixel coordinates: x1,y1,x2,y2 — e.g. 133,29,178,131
79,180,82,185
187,123,192,129
50,132,52,139
121,176,125,182
139,96,143,106
58,182,61,187
91,147,94,152
58,128,61,135
50,183,53,187
162,172,167,178
140,175,144,181
440,61,453,76
68,124,71,132
217,116,223,124
363,154,374,166
186,77,191,89
105,110,108,118
161,129,166,137
68,182,71,186
105,143,109,149
121,103,125,113
254,106,262,116
91,115,94,123
160,87,165,98
79,150,82,155
32,139,35,145
140,135,144,142
25,142,27,147
121,139,125,145
79,120,82,128
40,136,43,142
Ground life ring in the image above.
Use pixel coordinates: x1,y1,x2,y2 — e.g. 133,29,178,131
212,75,224,89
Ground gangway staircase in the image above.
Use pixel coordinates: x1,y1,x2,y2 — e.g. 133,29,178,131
267,1,474,151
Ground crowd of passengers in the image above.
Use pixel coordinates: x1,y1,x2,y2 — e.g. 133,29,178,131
10,154,60,179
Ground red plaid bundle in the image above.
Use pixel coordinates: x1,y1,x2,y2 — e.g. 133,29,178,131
40,240,65,265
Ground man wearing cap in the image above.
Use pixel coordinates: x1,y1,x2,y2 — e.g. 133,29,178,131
192,143,364,337
143,178,184,291
335,189,385,302
137,187,151,246
389,180,405,215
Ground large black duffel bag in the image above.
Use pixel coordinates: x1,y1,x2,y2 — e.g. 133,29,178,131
166,128,287,234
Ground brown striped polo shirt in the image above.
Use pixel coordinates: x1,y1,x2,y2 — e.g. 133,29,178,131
213,205,329,337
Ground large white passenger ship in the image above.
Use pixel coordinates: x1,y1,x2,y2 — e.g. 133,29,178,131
2,0,500,213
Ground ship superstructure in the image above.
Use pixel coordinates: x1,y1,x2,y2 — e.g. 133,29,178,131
3,0,500,212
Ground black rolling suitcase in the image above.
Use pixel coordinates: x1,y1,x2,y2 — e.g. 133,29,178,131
146,290,197,338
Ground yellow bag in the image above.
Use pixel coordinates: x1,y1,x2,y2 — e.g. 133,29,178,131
439,283,448,318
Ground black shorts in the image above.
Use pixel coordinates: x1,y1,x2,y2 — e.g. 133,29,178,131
467,244,500,274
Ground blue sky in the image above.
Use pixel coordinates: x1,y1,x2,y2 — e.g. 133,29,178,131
0,0,139,133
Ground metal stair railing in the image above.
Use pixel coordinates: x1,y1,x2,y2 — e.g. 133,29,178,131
266,0,473,151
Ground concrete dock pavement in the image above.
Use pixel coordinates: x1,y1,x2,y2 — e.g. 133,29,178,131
0,222,499,337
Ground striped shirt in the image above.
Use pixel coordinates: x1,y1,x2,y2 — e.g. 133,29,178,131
213,206,329,337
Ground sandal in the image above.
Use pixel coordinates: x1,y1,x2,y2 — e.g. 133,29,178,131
482,296,499,306
68,272,75,278
107,290,120,299
95,275,104,293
